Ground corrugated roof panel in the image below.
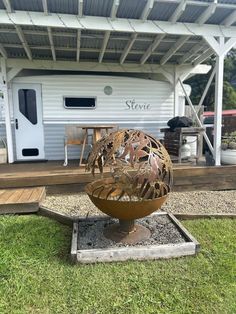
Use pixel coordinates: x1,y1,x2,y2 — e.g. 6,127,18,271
84,0,113,17
178,42,199,53
117,0,146,19
124,54,143,62
103,52,121,61
107,38,127,50
207,8,233,24
148,2,178,21
132,40,152,51
80,51,99,60
178,5,206,23
81,37,102,49
47,0,77,14
156,42,174,53
5,47,26,58
0,24,15,30
0,32,21,44
53,36,76,48
22,25,47,32
31,49,52,59
55,50,76,60
11,0,43,12
25,34,50,46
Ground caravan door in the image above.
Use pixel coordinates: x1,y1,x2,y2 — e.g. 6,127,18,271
13,84,45,160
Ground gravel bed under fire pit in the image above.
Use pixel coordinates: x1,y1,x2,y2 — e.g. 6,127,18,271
42,190,236,217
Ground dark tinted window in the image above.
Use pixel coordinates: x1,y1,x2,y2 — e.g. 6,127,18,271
18,89,37,125
64,97,96,108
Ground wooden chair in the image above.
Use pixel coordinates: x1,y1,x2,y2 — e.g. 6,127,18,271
63,126,92,166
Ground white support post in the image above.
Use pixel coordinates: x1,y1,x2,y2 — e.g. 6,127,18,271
76,30,81,62
174,68,179,117
0,58,14,163
204,36,236,165
214,54,224,165
196,66,216,115
178,78,214,155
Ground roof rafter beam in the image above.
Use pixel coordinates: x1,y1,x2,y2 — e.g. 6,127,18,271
193,48,214,66
120,33,137,64
78,0,83,18
47,27,56,61
42,0,56,61
140,0,154,21
42,0,48,14
99,0,120,63
196,0,217,25
169,0,187,23
99,31,110,63
160,35,190,65
222,10,236,27
2,0,12,13
178,39,206,64
110,0,120,20
0,44,7,58
140,34,165,65
15,25,32,60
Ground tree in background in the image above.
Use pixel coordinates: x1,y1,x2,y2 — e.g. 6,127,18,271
185,49,236,111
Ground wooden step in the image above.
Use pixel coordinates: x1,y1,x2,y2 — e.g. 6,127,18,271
0,187,46,214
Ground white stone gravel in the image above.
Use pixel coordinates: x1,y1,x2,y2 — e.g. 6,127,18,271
42,190,236,217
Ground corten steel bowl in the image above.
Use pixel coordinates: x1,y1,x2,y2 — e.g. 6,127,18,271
85,129,173,243
85,177,168,220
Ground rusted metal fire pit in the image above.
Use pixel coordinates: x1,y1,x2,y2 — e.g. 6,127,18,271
85,129,173,244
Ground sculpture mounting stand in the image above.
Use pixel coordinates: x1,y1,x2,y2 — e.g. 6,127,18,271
103,219,151,244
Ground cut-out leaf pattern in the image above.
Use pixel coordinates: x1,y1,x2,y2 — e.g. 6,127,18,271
86,129,173,201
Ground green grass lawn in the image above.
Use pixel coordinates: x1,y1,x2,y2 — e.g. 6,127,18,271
0,215,235,314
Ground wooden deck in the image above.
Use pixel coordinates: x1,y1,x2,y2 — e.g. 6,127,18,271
0,186,46,214
0,161,236,192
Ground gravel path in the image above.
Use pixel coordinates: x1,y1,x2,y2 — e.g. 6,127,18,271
42,190,236,217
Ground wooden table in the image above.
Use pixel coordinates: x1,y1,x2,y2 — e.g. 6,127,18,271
78,124,117,144
77,125,117,165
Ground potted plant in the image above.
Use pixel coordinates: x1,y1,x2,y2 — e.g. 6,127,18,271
221,131,236,165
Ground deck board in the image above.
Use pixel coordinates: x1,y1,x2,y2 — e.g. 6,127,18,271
0,187,46,214
0,161,236,192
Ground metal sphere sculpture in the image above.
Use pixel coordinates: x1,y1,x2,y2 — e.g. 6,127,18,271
85,129,173,244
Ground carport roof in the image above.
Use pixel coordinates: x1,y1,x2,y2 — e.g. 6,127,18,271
0,0,236,65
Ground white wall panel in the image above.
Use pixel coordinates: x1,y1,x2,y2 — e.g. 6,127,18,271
12,75,175,160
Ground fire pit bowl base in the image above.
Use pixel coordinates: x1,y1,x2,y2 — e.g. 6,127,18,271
70,212,200,264
103,222,151,245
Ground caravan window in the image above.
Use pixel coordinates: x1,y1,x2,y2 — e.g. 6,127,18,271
18,89,37,125
64,97,96,109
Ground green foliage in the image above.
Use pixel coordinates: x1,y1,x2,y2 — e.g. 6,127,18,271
186,50,236,110
0,215,236,314
222,131,236,150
